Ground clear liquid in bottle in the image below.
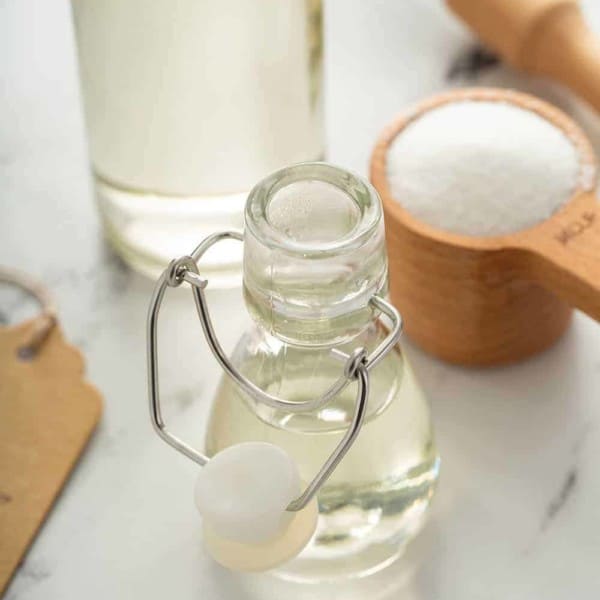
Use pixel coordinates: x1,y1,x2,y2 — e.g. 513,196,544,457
205,322,439,581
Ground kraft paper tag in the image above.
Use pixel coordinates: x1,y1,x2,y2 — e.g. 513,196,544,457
0,318,102,595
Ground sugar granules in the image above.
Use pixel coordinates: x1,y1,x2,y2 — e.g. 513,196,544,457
386,100,580,237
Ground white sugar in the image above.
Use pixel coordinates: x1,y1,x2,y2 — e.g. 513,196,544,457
386,100,580,236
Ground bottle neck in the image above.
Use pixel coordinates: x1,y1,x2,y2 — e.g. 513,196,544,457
243,163,388,347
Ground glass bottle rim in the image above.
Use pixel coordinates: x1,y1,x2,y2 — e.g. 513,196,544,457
245,162,382,257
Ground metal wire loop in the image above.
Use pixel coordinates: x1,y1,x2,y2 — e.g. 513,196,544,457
147,231,402,511
166,256,200,288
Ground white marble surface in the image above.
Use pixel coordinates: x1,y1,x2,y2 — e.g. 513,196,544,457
2,0,600,598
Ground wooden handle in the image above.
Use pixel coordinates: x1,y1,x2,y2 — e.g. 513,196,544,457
517,192,600,321
447,0,600,114
524,3,600,114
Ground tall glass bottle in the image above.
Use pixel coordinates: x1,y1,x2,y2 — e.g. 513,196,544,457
72,0,323,284
204,163,439,581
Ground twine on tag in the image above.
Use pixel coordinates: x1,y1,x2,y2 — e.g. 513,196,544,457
0,266,57,358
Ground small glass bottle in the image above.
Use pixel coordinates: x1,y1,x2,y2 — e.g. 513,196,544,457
204,163,439,581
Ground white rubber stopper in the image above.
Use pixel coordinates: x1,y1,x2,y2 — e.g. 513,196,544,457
203,497,318,572
196,442,304,543
195,442,318,571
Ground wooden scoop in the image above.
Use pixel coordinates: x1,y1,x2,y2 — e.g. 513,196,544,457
447,0,600,114
371,88,600,365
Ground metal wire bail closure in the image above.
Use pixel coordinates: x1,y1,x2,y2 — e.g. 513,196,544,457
147,231,403,511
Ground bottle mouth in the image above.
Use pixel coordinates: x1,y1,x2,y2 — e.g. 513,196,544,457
243,162,387,347
245,162,382,256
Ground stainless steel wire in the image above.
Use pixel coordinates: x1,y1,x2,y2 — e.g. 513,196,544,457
146,231,402,511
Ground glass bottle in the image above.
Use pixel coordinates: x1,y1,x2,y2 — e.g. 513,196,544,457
71,0,324,285
204,163,440,581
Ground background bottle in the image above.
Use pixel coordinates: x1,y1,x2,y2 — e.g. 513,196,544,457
72,0,324,284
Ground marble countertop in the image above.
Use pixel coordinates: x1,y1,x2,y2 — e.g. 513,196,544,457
2,0,600,598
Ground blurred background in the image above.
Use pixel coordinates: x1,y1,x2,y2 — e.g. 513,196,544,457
1,0,600,598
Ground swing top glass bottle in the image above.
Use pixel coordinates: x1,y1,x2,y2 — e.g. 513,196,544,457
204,163,440,581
